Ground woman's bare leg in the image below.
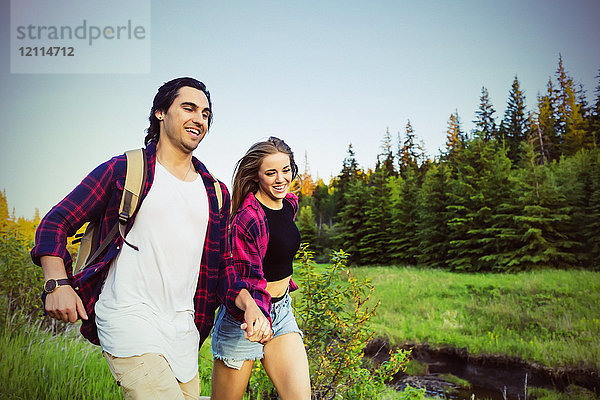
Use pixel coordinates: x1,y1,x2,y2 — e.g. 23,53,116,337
210,359,254,400
262,333,311,400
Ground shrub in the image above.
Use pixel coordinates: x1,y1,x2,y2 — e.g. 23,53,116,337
0,229,45,332
295,244,410,399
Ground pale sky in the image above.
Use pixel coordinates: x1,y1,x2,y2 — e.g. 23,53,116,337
1,0,599,218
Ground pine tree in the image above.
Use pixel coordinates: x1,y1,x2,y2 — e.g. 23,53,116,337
555,55,591,155
532,81,562,162
586,149,600,268
590,69,600,148
296,205,319,253
397,120,419,179
473,86,497,142
416,161,451,268
388,167,420,265
358,166,394,265
477,144,517,271
300,151,316,198
334,143,361,216
334,178,369,264
528,103,550,165
444,110,465,163
509,143,579,269
499,76,529,164
541,78,562,161
445,138,513,271
552,149,599,268
377,128,396,177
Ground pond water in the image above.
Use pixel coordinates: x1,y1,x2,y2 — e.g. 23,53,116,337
365,339,600,400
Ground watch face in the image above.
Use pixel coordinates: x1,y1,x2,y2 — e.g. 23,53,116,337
44,279,57,293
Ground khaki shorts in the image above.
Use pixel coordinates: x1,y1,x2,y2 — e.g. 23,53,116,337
103,351,200,400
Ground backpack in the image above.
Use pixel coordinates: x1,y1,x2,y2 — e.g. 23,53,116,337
72,148,223,275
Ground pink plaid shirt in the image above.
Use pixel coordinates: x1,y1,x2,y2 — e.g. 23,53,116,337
230,192,299,323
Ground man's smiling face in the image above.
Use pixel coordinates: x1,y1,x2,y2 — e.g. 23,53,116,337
155,86,211,154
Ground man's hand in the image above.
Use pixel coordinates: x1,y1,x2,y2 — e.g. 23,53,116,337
241,302,273,343
41,255,88,323
235,289,273,343
45,285,88,323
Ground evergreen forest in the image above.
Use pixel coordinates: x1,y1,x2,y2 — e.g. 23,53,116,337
294,55,600,271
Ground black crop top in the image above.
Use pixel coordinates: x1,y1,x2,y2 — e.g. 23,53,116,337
260,200,301,282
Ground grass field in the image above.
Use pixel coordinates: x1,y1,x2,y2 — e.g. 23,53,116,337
0,320,215,399
347,266,600,370
2,266,598,399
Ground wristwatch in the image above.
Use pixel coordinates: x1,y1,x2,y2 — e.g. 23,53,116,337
43,278,70,294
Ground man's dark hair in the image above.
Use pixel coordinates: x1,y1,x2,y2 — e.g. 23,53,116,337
144,77,213,145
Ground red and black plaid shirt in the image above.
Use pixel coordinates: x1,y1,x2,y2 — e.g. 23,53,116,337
31,142,249,346
230,192,299,324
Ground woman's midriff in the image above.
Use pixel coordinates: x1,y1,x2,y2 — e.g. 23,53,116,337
266,275,292,298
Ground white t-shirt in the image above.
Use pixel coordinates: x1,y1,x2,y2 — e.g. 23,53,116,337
95,162,208,382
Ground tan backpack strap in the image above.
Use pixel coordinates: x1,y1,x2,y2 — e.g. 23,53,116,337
209,172,223,213
73,149,146,275
119,149,145,222
118,149,147,249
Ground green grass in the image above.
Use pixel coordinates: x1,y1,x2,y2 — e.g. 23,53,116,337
346,266,600,370
0,320,215,399
529,385,600,400
438,373,470,389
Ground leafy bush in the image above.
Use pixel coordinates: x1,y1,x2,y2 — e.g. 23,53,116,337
248,244,415,399
296,244,410,399
0,229,44,331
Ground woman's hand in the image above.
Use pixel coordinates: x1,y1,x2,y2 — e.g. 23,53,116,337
235,288,273,343
241,302,273,343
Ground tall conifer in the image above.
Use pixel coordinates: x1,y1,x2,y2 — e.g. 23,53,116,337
444,110,465,164
555,55,590,155
590,69,600,148
334,143,360,215
499,76,529,164
378,128,396,177
473,86,497,142
416,162,451,268
388,167,420,265
335,178,369,264
510,143,578,269
446,138,512,271
397,120,419,179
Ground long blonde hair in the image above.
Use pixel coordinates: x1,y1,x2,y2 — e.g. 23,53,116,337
231,137,299,221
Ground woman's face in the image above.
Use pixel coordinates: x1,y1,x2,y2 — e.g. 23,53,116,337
255,152,292,206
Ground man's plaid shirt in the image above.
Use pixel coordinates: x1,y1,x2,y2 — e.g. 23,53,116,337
31,141,249,346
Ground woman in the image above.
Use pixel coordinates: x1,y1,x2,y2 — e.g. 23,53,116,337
211,137,311,400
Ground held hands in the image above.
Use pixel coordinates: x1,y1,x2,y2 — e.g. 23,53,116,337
45,285,88,323
241,302,273,343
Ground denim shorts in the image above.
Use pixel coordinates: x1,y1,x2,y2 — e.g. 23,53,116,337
211,292,303,370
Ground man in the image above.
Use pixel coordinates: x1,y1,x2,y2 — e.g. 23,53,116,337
31,77,271,399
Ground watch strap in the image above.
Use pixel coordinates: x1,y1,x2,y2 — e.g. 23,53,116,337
44,278,70,294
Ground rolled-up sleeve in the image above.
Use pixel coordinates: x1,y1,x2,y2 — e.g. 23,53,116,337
216,184,254,321
228,214,271,322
